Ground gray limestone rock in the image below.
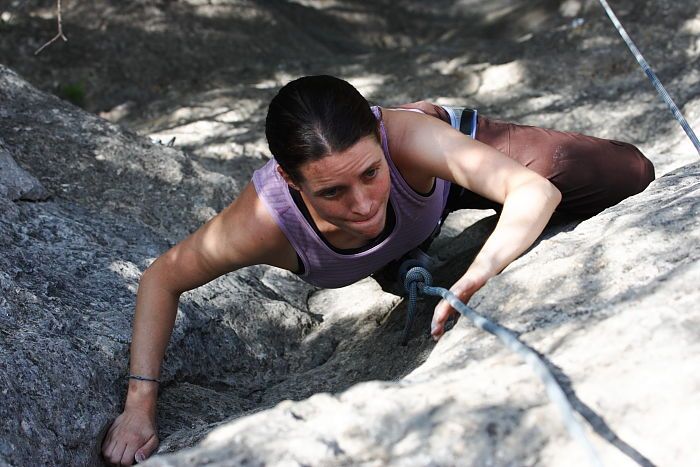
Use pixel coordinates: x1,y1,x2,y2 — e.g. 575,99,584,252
0,65,319,466
0,65,238,245
0,139,48,201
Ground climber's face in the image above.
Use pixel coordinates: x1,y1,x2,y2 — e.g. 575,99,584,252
278,135,391,245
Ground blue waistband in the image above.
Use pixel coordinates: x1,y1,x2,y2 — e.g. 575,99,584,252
443,106,478,138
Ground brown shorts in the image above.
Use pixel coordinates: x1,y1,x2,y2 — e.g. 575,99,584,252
446,116,656,217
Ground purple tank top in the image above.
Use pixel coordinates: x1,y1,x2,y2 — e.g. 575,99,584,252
252,106,451,288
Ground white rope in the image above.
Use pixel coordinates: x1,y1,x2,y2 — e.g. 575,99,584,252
404,267,604,467
597,0,700,155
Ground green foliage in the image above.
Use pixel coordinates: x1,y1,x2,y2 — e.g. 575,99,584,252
58,82,86,107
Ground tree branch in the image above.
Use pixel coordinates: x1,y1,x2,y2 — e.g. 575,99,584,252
34,0,68,55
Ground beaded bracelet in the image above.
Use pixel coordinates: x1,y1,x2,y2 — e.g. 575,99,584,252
127,374,160,384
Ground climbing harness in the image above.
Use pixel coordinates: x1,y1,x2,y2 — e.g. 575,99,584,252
597,0,700,155
442,107,478,139
402,265,604,467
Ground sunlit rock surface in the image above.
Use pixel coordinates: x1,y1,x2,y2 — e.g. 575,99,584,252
143,161,700,467
1,0,699,466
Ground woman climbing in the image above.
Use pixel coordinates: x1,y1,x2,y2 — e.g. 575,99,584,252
102,75,654,465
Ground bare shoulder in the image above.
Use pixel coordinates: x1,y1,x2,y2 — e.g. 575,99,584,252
205,180,298,272
379,106,550,205
380,106,413,145
158,180,299,295
381,106,453,155
380,107,448,193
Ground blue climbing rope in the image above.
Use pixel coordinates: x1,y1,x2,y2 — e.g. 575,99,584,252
403,266,604,467
597,0,700,155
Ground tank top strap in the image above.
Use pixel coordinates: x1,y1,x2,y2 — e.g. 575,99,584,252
371,105,449,207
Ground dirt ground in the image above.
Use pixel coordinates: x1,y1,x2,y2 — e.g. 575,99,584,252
2,0,586,113
2,0,698,183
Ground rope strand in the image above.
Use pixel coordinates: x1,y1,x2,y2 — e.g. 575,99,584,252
403,266,604,467
597,0,700,155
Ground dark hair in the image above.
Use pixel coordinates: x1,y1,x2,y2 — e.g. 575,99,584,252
265,75,380,182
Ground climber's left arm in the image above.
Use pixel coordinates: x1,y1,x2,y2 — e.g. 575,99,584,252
383,108,562,340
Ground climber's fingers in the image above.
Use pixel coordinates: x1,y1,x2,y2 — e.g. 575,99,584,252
135,434,159,463
102,409,158,465
431,273,485,341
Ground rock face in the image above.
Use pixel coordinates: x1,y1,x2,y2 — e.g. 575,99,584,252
0,64,317,465
142,163,700,467
1,1,699,466
0,140,48,202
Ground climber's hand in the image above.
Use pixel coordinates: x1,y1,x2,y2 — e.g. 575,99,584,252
431,272,486,341
396,101,451,124
102,407,158,466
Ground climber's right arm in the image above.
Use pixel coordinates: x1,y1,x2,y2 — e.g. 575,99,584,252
127,179,296,403
102,181,296,466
